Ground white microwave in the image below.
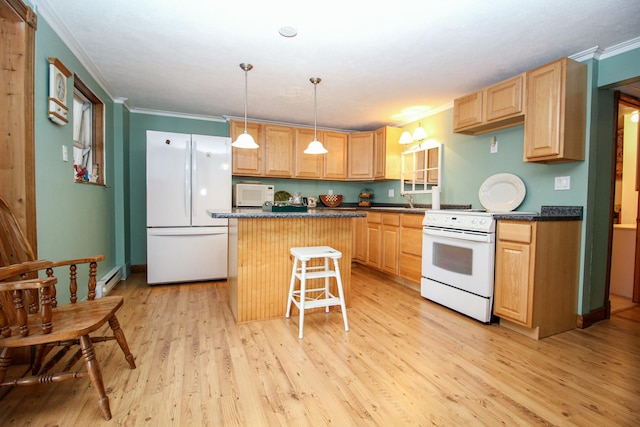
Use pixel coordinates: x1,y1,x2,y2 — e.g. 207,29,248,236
233,183,275,207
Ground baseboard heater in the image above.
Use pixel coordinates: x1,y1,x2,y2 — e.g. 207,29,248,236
96,266,122,298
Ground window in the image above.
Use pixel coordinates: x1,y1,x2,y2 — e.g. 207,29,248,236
72,74,104,185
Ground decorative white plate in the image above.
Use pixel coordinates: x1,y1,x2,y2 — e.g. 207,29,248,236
478,173,526,212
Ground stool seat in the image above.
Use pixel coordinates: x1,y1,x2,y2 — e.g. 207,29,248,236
286,246,349,339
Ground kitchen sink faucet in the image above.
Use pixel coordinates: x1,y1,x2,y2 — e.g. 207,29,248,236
402,193,414,208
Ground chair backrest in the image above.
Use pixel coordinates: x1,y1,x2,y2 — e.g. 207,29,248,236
0,197,37,268
0,197,39,323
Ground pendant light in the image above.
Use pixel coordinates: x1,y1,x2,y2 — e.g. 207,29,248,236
304,77,328,154
412,123,427,142
232,63,259,149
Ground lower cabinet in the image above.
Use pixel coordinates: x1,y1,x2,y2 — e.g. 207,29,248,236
493,219,581,339
353,211,422,286
399,214,423,284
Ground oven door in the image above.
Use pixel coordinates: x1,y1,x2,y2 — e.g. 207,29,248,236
422,226,495,297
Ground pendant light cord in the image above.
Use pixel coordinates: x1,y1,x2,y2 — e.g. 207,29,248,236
244,67,248,131
313,81,317,140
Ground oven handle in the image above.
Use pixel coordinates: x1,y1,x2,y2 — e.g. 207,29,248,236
423,226,494,243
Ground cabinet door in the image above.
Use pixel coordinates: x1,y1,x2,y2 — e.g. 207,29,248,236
263,124,294,177
366,212,382,268
231,120,263,176
486,74,524,122
353,214,367,261
380,214,400,275
399,214,423,283
294,128,323,178
348,131,375,179
323,131,348,179
453,91,483,131
494,240,533,326
524,60,563,160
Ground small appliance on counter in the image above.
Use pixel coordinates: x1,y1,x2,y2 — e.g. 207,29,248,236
233,183,274,207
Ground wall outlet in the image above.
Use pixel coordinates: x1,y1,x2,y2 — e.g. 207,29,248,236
555,176,570,190
490,136,498,154
327,189,333,195
388,189,394,197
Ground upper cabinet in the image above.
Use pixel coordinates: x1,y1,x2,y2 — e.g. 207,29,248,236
374,126,404,180
348,131,375,179
453,74,525,135
232,120,402,181
523,58,587,163
453,57,587,164
263,124,294,177
230,120,263,176
294,129,348,179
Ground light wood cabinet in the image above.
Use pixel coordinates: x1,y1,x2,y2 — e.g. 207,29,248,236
380,214,400,275
353,213,367,261
230,120,263,176
494,219,581,339
374,126,404,179
294,128,323,178
322,131,348,180
348,131,375,179
366,212,382,269
523,57,587,163
399,214,423,284
263,124,294,177
453,74,525,135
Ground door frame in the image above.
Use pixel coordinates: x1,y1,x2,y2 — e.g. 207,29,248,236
608,91,640,312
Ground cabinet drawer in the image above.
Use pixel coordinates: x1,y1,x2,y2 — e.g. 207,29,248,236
401,213,424,229
367,212,382,224
382,213,400,226
498,221,532,244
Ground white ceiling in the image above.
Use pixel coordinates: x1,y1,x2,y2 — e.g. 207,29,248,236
33,0,640,131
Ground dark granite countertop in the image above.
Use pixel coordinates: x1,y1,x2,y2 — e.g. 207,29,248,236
493,206,583,221
207,208,365,219
313,203,472,214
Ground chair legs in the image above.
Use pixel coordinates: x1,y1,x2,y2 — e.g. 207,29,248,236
80,335,111,421
109,315,136,369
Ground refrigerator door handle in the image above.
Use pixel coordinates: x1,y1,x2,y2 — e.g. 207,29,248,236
147,227,227,236
185,139,191,220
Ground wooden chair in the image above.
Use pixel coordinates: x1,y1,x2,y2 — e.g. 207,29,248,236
0,197,136,420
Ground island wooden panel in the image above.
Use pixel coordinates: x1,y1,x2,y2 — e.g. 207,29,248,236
228,217,352,322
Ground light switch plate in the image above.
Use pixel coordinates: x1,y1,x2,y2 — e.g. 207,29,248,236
62,145,68,162
388,189,394,197
490,136,498,154
555,176,570,190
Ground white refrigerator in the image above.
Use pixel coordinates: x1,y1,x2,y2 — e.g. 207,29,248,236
146,130,231,285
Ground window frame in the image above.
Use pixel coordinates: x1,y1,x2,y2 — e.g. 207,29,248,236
72,74,105,186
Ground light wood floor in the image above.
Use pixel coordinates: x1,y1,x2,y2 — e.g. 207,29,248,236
1,266,639,426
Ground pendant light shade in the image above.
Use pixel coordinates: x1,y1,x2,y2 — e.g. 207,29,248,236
304,77,328,155
232,63,259,149
399,131,413,144
412,125,427,141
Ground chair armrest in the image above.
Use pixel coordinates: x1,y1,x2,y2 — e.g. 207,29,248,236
48,255,105,268
0,276,58,291
0,260,53,281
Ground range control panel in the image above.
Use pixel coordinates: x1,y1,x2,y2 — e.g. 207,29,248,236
422,210,495,233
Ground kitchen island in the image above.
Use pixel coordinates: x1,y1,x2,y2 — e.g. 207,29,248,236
208,208,365,322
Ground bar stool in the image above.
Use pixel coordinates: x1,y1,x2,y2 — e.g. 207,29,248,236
286,246,349,339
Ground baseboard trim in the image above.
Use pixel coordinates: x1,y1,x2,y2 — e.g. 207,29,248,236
577,303,609,329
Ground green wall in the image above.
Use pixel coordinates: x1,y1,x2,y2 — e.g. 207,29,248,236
32,12,123,303
128,113,227,266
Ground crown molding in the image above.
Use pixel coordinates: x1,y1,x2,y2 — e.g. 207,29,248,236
599,36,640,60
132,108,227,123
32,0,121,105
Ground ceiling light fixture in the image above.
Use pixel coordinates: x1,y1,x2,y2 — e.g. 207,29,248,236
304,77,328,155
279,26,297,38
232,63,259,149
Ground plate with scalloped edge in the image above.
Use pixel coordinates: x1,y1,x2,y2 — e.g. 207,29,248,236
478,173,526,212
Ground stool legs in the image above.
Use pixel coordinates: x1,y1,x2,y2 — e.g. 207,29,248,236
286,256,298,319
333,258,349,332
